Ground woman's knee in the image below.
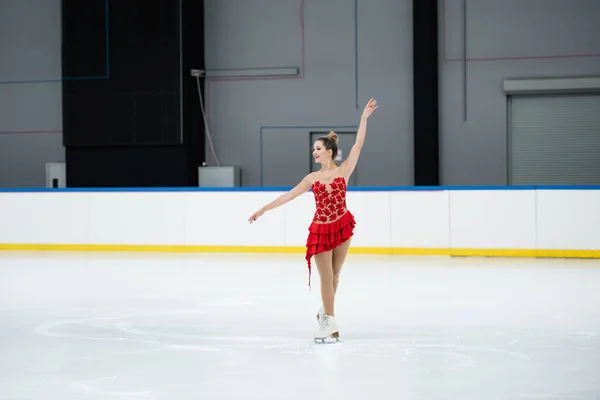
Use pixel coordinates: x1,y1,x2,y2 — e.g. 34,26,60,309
332,272,341,286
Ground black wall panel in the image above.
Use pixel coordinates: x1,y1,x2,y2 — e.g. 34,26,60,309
62,0,205,187
413,0,440,186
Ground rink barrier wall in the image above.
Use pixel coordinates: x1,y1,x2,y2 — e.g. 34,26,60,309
0,185,599,258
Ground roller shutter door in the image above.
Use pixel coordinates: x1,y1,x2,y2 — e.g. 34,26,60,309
509,93,600,185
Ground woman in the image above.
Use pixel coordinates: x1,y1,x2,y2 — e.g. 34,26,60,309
249,98,378,342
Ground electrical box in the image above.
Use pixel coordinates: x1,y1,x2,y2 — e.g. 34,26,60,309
46,162,66,188
198,166,241,187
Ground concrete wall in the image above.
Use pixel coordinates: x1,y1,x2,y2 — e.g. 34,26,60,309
440,0,600,185
2,0,600,187
0,0,64,188
203,0,413,187
205,0,600,186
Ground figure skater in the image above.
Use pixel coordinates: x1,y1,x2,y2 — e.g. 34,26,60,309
248,98,378,342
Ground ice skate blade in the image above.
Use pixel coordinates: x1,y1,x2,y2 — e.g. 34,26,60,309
314,337,341,344
314,332,340,344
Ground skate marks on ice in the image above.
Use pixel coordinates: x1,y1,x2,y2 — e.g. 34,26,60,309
32,303,304,352
29,305,309,398
262,328,599,370
263,329,600,399
34,310,223,352
264,334,480,373
68,376,155,399
22,301,600,400
14,321,600,399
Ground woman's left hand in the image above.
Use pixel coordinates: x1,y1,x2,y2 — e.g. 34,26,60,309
362,98,378,119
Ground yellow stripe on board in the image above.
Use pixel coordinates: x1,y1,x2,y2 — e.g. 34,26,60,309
0,244,304,253
0,244,599,258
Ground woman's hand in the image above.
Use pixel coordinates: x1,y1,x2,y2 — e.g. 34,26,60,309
248,175,312,224
248,207,265,224
361,98,378,119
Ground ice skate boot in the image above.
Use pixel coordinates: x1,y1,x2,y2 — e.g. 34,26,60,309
313,314,340,343
316,306,324,324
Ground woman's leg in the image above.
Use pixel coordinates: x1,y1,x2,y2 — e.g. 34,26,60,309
314,250,335,316
332,238,352,294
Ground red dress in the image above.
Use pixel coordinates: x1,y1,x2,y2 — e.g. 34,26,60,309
305,176,356,288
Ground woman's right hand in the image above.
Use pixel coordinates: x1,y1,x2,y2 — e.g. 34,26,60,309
248,208,265,224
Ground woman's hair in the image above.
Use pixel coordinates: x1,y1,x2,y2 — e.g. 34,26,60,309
317,131,339,160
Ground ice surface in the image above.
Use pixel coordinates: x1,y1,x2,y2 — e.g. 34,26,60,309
0,252,599,399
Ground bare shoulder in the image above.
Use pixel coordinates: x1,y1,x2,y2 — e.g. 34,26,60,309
305,171,318,185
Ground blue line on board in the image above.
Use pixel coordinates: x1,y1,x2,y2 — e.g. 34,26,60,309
0,0,110,85
1,185,599,193
534,185,600,190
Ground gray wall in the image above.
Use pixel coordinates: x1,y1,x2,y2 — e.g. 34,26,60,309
0,0,64,188
440,0,600,185
2,0,600,187
204,0,414,187
205,0,600,187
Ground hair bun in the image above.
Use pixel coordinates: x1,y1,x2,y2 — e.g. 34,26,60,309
327,131,338,143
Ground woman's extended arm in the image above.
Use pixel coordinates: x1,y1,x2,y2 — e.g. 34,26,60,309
341,98,378,179
248,174,312,223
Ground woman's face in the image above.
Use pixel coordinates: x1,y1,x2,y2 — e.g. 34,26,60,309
312,140,330,163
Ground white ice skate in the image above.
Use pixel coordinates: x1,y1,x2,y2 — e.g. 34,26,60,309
316,306,324,324
314,314,340,343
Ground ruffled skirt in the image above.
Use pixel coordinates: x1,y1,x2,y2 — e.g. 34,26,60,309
305,210,356,288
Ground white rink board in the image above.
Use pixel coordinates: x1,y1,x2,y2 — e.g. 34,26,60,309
536,189,600,251
0,187,599,254
448,190,537,250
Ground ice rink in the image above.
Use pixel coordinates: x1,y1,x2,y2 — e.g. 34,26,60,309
1,251,599,399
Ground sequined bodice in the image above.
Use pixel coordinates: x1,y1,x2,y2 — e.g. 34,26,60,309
311,176,348,224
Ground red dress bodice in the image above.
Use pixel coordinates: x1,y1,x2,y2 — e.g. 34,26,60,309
305,175,355,288
311,176,349,224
